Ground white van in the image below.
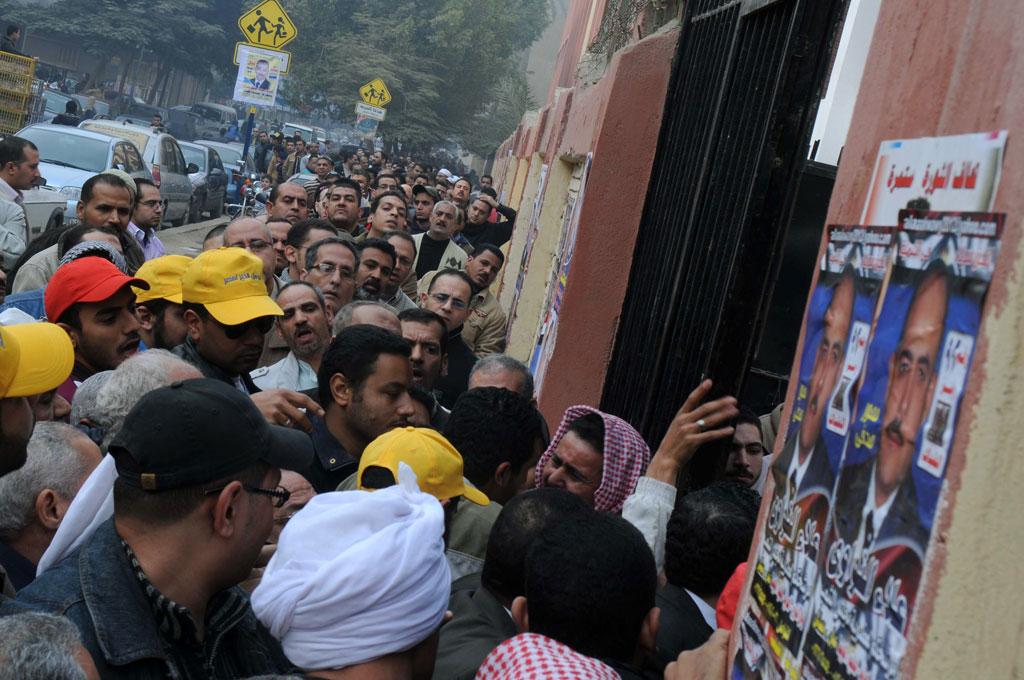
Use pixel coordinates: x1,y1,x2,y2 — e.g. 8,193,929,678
282,122,314,143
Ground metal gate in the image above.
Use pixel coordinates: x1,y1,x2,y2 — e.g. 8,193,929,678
601,0,847,447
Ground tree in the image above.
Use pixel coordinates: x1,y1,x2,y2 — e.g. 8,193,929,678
281,0,549,152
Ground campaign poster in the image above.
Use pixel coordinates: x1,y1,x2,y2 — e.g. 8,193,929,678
734,225,895,679
530,153,593,395
233,45,288,107
504,164,548,345
861,131,1006,226
802,211,1003,680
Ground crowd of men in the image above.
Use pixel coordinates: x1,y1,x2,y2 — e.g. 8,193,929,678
0,129,766,679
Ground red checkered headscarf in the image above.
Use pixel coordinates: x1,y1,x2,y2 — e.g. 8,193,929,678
475,633,619,680
534,405,651,513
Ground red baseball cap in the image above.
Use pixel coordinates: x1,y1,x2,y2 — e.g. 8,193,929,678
45,258,149,323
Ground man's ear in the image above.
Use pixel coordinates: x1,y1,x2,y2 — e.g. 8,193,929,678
136,304,155,332
329,372,352,408
57,322,80,351
284,243,297,265
183,308,202,342
35,489,66,531
511,596,529,634
211,481,245,538
494,461,512,488
639,606,661,659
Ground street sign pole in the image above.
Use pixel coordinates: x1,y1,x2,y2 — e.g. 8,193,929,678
240,105,257,176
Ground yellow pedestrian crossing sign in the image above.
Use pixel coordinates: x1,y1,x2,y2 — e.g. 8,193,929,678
239,0,297,50
360,78,392,107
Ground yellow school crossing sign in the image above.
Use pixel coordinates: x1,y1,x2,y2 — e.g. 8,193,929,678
239,0,297,50
359,78,392,107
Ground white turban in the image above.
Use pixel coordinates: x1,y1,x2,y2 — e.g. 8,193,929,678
251,464,451,670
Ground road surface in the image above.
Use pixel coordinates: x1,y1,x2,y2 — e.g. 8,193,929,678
159,216,229,257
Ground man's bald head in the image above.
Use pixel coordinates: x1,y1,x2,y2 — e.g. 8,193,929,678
223,218,276,292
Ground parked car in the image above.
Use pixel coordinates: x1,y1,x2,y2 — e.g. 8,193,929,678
179,141,227,222
166,106,200,141
78,120,195,226
22,186,65,242
40,89,77,122
282,122,314,143
190,102,240,140
15,123,152,223
194,140,256,203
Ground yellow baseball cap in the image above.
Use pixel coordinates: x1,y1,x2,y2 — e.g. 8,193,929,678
181,247,282,325
358,426,489,505
133,255,193,304
0,322,74,398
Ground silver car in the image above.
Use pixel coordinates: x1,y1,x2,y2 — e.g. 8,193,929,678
78,120,196,226
16,124,152,224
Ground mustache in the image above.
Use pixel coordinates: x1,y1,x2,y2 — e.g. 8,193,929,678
884,418,905,446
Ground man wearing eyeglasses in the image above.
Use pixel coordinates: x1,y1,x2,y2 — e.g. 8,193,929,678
223,218,280,296
300,237,359,320
126,179,165,261
173,248,284,395
1,378,312,678
420,269,478,408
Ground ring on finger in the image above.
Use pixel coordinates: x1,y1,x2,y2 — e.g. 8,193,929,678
696,418,707,431
282,417,292,427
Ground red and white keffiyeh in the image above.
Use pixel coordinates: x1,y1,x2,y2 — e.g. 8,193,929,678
475,633,620,680
535,405,651,513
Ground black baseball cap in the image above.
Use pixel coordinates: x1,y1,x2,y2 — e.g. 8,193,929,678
412,184,439,202
110,378,313,491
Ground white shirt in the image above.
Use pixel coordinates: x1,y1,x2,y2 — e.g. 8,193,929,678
787,440,814,497
250,351,318,392
856,463,898,553
0,176,24,204
685,588,719,630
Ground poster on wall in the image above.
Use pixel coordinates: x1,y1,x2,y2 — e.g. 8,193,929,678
735,225,896,679
233,44,289,107
861,131,1007,226
801,211,1003,680
530,153,593,395
505,164,548,345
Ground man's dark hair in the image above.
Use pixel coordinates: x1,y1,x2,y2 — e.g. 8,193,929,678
478,186,498,199
304,236,358,271
329,176,363,200
133,178,158,206
444,387,544,489
383,229,416,256
734,406,762,437
370,189,408,214
426,268,473,295
482,488,589,602
64,100,78,114
567,412,604,455
285,218,337,248
471,243,505,267
5,26,18,37
372,172,398,189
415,174,432,185
397,308,448,356
664,481,760,596
0,135,36,168
113,462,269,526
525,512,656,661
81,172,131,206
408,384,439,421
317,325,411,407
453,177,472,190
358,237,396,266
269,181,308,205
56,224,120,258
481,174,493,183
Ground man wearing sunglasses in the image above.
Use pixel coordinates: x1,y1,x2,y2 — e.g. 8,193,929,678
420,268,478,409
174,248,284,395
2,378,312,678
